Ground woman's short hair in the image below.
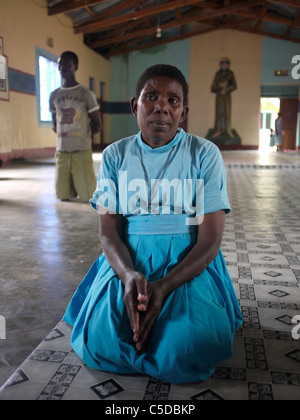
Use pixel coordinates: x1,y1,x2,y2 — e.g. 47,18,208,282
136,64,188,105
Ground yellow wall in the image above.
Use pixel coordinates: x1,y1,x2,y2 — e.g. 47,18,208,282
0,0,111,159
0,2,265,158
189,30,263,146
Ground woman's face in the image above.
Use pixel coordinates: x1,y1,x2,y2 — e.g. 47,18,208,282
131,77,188,148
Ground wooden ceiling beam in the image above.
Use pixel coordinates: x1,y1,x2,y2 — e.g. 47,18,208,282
74,0,215,34
87,0,137,21
228,6,300,29
87,19,147,48
48,0,108,16
95,13,256,50
48,0,300,55
68,0,138,29
78,0,263,35
90,0,264,48
139,0,157,28
71,0,145,37
252,0,270,31
89,2,231,49
90,9,203,48
282,11,300,39
105,3,300,57
106,22,234,57
229,23,300,43
85,6,96,16
106,19,300,57
185,0,265,21
256,0,271,20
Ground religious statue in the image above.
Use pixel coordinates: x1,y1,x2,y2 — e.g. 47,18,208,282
206,58,241,145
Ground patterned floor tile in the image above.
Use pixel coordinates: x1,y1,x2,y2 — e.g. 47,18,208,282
90,379,124,400
191,389,225,400
1,164,300,400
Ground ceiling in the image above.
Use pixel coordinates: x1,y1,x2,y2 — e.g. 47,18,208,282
47,0,300,57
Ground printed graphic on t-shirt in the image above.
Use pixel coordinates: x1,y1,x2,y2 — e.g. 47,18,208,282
51,85,98,151
60,108,76,124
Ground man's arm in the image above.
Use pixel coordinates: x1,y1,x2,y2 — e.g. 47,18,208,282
49,91,57,133
51,112,57,133
89,110,102,134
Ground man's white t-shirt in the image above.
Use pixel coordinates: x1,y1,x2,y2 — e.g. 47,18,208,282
50,84,99,152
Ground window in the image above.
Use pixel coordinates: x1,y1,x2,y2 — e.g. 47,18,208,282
35,48,61,126
260,112,273,129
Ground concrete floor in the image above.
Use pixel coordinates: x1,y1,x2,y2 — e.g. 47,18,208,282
0,149,300,397
0,155,103,386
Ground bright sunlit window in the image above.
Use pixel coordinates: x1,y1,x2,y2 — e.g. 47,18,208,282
35,48,61,125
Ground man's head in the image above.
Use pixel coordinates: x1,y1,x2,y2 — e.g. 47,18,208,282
58,51,79,80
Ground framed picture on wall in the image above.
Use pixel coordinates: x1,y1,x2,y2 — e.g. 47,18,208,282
0,36,9,101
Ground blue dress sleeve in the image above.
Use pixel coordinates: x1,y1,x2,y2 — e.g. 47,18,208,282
89,146,119,214
201,144,231,215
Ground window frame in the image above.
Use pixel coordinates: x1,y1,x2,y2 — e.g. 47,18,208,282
260,111,273,130
35,47,60,128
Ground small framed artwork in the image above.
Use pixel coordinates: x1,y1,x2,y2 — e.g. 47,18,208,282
0,36,9,101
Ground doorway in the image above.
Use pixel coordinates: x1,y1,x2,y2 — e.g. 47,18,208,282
259,98,280,152
260,97,298,151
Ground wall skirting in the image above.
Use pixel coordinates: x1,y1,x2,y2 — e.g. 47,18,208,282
0,147,56,166
0,144,263,166
217,145,259,151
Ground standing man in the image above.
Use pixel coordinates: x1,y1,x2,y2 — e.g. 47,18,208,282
49,51,101,202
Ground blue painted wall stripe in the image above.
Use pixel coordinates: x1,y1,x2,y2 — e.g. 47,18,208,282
261,85,299,98
8,68,36,95
7,67,131,114
102,101,131,114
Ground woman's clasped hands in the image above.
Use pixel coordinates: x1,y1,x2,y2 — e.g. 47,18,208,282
121,270,168,353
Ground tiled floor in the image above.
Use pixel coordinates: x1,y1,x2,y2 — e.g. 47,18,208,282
0,151,300,400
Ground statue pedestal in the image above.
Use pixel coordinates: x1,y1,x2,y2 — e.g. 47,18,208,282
205,129,242,146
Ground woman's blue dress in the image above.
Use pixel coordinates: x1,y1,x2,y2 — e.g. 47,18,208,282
63,129,243,384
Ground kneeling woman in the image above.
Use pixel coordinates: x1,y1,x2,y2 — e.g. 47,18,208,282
64,64,243,384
